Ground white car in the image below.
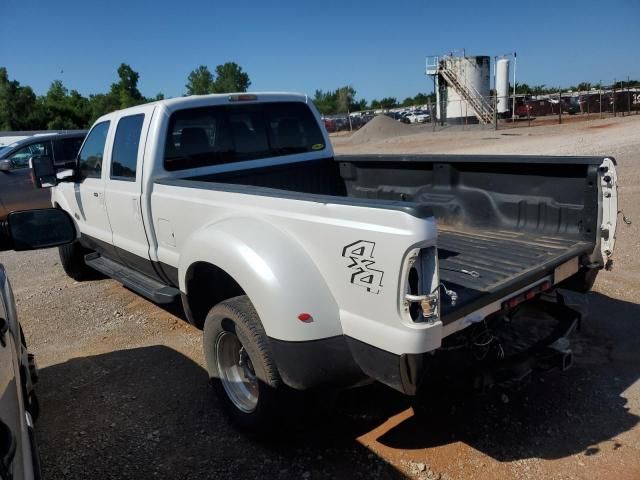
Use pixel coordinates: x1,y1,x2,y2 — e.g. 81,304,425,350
403,111,430,124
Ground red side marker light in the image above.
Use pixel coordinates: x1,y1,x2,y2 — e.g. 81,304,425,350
298,313,312,322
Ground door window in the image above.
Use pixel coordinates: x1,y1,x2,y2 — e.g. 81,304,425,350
111,114,144,180
7,141,51,169
78,121,110,180
53,137,84,166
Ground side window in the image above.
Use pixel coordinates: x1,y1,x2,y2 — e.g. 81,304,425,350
78,121,110,180
7,142,51,169
111,114,144,180
53,137,84,166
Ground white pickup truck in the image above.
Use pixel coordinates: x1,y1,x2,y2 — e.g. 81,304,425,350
32,92,618,432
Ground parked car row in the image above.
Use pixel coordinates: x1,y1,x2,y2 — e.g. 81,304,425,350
0,132,86,220
512,91,640,118
386,109,432,123
322,113,375,133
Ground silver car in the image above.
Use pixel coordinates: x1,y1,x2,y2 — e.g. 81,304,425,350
0,208,76,480
0,133,86,220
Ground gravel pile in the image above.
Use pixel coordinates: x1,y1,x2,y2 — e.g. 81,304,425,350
347,115,425,145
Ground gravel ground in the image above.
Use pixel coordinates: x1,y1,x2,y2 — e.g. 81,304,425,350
2,114,639,479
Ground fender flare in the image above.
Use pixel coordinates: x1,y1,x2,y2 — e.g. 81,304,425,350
179,217,342,342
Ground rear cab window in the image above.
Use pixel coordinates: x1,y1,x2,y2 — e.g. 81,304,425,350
164,102,325,171
111,114,145,180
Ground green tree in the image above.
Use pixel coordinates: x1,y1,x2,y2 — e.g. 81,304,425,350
213,62,251,93
0,67,42,130
378,97,398,109
110,63,144,108
313,89,336,114
351,98,368,112
530,84,549,95
185,65,216,95
337,86,355,113
313,86,365,114
413,92,434,104
88,92,120,123
41,80,77,129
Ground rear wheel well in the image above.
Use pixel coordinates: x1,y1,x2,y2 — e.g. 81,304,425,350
184,262,245,329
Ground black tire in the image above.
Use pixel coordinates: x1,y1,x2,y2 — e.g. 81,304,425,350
203,295,292,434
58,242,95,281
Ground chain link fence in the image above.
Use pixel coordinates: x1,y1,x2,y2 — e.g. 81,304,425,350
323,87,640,136
428,88,640,131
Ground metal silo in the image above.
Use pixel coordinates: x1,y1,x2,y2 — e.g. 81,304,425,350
435,55,492,124
496,58,510,115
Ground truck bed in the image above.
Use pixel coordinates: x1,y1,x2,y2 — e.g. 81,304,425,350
181,154,603,323
437,228,591,322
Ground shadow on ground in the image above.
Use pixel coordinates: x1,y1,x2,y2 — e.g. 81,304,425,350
36,345,405,480
371,291,640,461
36,292,639,479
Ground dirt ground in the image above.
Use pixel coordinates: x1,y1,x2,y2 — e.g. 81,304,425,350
2,114,639,479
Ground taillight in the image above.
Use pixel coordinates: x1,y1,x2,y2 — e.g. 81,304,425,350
402,247,439,323
502,281,552,310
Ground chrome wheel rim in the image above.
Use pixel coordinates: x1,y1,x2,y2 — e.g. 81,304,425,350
215,331,259,413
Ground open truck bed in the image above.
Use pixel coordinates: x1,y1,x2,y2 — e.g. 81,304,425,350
437,228,592,322
182,153,612,327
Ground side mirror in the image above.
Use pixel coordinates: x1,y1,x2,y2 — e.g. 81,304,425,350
30,155,57,188
1,209,76,251
0,159,12,172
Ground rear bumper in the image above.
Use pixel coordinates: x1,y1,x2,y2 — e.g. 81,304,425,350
268,334,425,395
269,295,582,396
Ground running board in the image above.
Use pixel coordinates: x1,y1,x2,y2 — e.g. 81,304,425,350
85,253,180,305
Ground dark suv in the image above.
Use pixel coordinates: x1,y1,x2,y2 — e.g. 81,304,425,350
0,132,86,220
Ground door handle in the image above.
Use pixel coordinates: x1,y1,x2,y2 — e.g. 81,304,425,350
93,192,99,197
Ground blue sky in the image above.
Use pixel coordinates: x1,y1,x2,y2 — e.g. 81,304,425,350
1,0,639,102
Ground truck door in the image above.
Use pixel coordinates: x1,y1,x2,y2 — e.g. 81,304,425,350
103,106,162,280
72,121,117,257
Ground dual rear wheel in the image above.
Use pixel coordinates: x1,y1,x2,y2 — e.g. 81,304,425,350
203,296,289,433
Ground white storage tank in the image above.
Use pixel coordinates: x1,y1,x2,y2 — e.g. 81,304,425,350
496,58,510,115
435,55,491,124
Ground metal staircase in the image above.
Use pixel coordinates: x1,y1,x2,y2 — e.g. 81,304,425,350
439,60,495,124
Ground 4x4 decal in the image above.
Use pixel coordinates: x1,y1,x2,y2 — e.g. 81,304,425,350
342,240,384,294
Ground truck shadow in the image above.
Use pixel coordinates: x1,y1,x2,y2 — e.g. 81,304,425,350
36,345,406,479
359,291,640,461
35,291,639,478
